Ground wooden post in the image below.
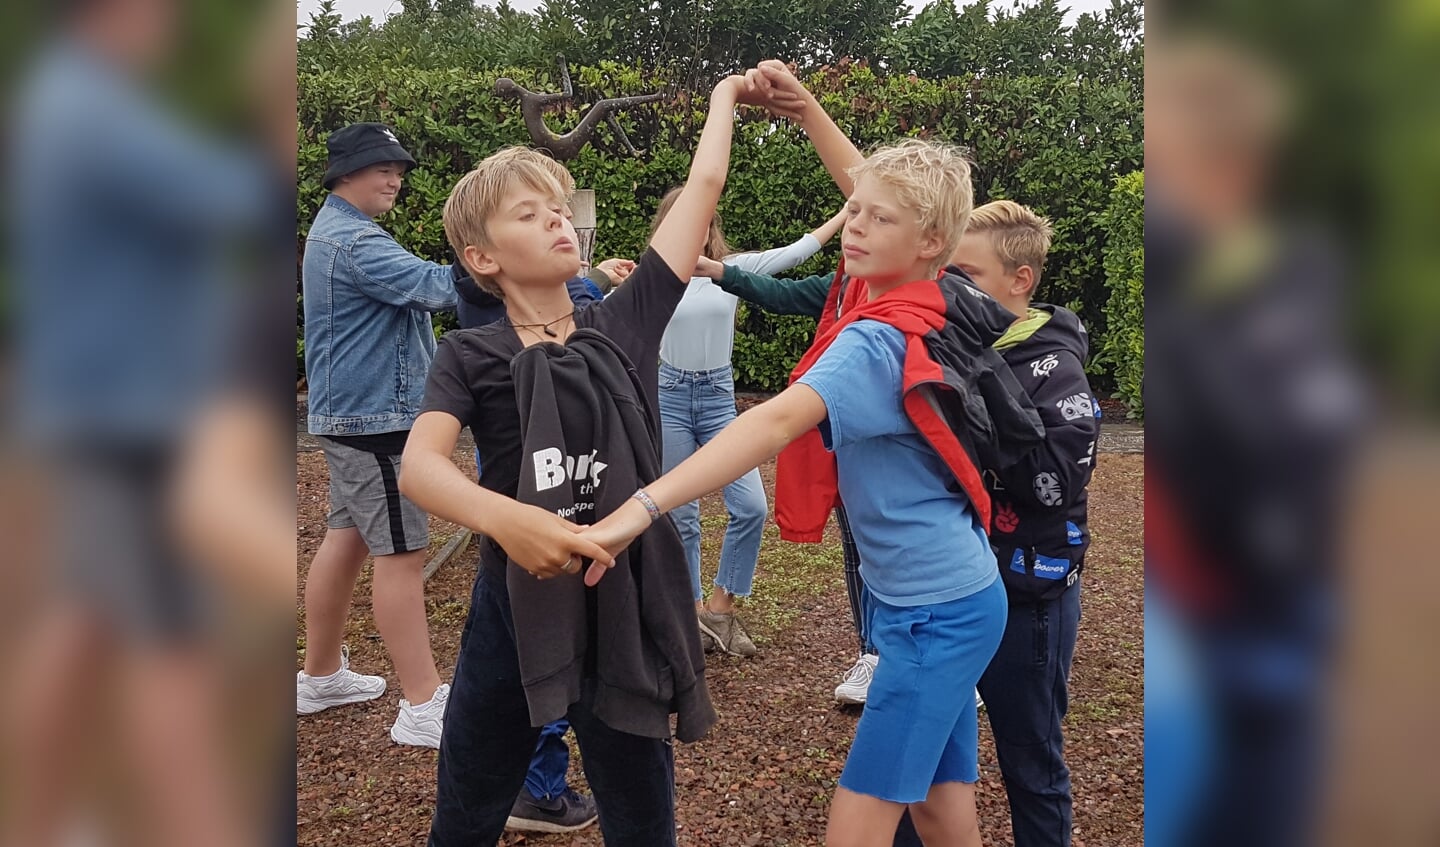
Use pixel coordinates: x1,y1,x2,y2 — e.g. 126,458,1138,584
571,188,597,274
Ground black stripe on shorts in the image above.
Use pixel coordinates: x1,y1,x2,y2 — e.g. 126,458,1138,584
375,454,407,554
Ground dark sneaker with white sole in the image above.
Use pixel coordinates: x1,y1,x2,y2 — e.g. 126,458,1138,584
505,787,598,834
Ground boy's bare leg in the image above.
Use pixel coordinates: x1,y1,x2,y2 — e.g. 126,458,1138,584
0,604,106,847
301,526,369,677
825,787,907,847
122,648,249,847
371,549,441,704
908,781,982,847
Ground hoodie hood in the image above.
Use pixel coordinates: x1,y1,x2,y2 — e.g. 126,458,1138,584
994,303,1090,366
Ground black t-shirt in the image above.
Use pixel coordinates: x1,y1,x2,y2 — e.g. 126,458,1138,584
322,431,410,455
420,247,684,532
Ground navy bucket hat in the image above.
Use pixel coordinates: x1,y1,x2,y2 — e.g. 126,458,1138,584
322,122,417,189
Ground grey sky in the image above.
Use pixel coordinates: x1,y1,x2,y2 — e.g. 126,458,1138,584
297,0,1119,32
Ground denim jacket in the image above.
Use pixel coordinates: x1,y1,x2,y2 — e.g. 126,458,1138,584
303,194,458,435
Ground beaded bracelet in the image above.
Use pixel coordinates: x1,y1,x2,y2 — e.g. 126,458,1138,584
631,488,661,522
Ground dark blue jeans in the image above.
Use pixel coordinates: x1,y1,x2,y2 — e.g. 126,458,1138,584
428,567,677,847
476,450,573,802
894,581,1081,847
525,719,571,799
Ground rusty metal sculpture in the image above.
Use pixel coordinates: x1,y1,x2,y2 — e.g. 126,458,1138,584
495,56,663,161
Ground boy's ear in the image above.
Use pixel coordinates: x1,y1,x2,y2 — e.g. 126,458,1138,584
1012,264,1037,299
463,244,501,279
918,228,947,263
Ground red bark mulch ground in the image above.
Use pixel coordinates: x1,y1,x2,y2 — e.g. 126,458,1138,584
297,450,1142,846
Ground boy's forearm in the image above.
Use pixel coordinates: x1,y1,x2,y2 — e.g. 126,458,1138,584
795,93,863,197
399,446,512,538
644,385,825,513
810,207,849,245
716,264,828,317
691,82,741,193
648,78,740,277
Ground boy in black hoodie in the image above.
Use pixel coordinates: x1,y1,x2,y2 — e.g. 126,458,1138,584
399,74,791,847
699,198,1096,847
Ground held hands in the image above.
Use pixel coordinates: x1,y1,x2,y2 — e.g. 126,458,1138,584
718,66,807,122
693,255,725,280
596,257,635,284
576,498,654,586
489,499,616,581
744,60,810,122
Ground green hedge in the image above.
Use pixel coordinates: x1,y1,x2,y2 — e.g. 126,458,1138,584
1097,171,1144,419
298,62,1142,392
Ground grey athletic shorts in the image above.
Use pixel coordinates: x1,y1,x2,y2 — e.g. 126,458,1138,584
317,437,429,556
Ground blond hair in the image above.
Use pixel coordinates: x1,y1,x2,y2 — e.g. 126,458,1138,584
847,138,974,274
965,200,1054,293
650,186,734,261
443,146,575,296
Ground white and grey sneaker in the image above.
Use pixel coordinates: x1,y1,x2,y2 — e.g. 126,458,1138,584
391,682,450,748
297,645,387,715
834,653,879,705
975,688,985,710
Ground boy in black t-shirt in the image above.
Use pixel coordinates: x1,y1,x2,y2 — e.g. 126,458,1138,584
399,74,795,846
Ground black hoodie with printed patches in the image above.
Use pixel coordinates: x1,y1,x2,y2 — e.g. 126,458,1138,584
986,304,1100,604
507,328,716,743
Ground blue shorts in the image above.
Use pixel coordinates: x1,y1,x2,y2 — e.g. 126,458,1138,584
839,577,1008,803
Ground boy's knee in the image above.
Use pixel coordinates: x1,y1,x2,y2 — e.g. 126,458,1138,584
373,548,428,575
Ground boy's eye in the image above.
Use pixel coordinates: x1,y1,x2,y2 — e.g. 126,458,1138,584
520,213,536,222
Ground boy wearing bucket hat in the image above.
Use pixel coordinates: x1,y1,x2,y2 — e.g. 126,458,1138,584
298,122,460,748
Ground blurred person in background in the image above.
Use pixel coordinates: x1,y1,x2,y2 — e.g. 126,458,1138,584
1,0,276,845
296,121,461,747
1144,38,1368,847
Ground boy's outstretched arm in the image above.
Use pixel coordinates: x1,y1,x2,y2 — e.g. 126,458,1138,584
579,384,828,583
694,257,830,317
400,411,615,579
649,75,755,281
752,61,864,197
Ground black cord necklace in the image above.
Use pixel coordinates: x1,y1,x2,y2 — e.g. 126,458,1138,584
507,309,576,339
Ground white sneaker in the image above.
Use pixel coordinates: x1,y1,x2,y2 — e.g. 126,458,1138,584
297,645,387,715
834,653,879,704
391,682,450,748
975,688,985,710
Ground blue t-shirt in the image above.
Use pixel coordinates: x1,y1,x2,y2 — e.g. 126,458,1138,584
798,321,996,607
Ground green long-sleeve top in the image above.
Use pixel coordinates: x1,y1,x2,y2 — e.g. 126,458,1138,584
715,263,833,318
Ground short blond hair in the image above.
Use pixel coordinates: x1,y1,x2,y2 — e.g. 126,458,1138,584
443,146,575,296
847,139,974,274
965,200,1054,291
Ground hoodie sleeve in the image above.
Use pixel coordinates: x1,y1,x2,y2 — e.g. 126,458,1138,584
992,349,1100,511
713,264,830,317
